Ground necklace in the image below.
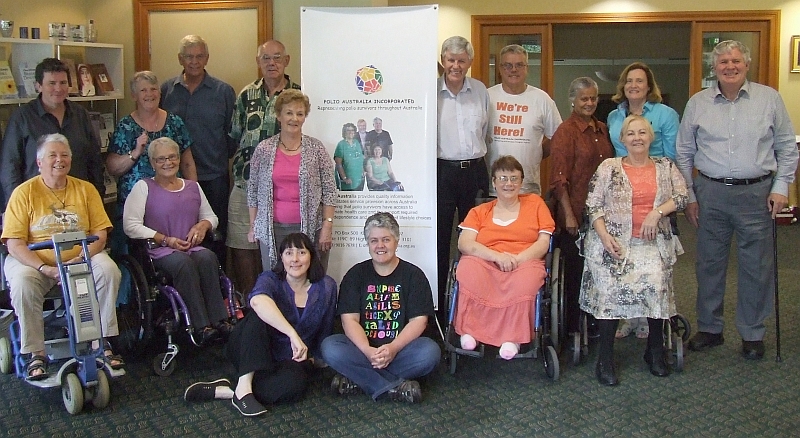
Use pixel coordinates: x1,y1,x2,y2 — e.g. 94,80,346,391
44,179,68,208
279,136,302,152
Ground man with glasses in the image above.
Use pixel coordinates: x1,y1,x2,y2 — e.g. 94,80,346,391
227,40,300,297
487,44,561,196
161,35,235,266
366,117,393,160
436,36,490,323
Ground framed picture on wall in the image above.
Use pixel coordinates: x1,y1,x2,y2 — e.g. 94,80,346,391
791,35,800,73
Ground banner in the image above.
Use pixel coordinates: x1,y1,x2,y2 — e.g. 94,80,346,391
301,6,439,305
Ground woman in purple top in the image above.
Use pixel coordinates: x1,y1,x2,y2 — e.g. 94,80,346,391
182,233,338,417
122,137,228,345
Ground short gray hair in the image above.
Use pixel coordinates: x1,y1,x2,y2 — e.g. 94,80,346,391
441,36,474,60
568,77,598,104
363,212,400,241
179,35,208,55
147,137,180,163
712,40,751,66
130,71,159,94
499,44,528,62
36,133,71,160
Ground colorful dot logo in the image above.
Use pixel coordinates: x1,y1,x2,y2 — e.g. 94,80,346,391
355,65,383,95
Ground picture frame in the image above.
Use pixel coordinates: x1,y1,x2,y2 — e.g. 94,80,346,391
792,35,800,73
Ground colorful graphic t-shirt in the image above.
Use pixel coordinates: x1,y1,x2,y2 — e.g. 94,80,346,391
337,259,434,347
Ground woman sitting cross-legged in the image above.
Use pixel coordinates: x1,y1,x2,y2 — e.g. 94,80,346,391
454,155,555,359
123,137,229,345
183,233,337,416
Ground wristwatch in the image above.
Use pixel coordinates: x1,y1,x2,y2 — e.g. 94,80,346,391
161,235,168,247
128,151,136,161
657,209,664,217
324,217,333,223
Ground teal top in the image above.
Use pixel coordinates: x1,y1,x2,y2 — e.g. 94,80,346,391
334,139,365,190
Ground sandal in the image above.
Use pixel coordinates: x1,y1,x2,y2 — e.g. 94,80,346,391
635,318,650,339
615,319,632,338
103,341,125,370
25,354,49,381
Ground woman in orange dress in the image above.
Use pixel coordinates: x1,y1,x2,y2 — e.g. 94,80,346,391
454,155,555,359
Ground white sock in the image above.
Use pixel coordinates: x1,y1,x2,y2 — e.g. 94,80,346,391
499,342,520,360
460,334,477,350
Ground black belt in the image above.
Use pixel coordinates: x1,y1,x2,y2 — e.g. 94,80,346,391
438,157,483,169
699,172,772,186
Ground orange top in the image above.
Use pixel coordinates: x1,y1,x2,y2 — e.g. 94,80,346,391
623,161,657,238
459,194,555,254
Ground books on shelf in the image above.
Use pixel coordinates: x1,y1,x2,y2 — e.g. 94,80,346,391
12,61,37,98
0,61,20,100
90,64,115,95
89,111,115,153
102,167,117,204
61,58,80,95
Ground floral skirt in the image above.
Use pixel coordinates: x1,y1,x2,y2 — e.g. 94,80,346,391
579,237,676,319
454,256,547,346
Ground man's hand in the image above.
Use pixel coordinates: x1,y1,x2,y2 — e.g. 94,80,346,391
768,193,789,219
685,202,700,228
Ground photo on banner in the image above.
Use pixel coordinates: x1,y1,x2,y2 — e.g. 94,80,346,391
300,5,439,304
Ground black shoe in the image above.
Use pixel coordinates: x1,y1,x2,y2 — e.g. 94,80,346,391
330,374,361,395
232,393,269,416
184,378,231,402
595,360,618,386
644,348,671,377
388,380,422,403
688,331,724,351
199,326,219,345
742,340,765,360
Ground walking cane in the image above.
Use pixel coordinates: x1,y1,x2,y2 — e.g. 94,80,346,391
772,217,782,362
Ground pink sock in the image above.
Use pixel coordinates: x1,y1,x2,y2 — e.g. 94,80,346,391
499,342,520,360
460,334,477,350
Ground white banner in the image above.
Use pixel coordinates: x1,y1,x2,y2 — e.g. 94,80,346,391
300,6,439,305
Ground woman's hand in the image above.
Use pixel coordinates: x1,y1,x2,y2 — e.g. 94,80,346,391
167,236,191,251
493,251,519,272
598,232,622,260
247,227,257,244
134,132,148,158
318,225,333,252
186,223,208,248
639,210,661,241
344,177,352,185
565,211,580,236
289,333,308,362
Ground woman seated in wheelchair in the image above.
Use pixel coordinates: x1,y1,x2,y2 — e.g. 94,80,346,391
2,134,123,380
123,137,229,345
454,155,555,359
183,233,337,417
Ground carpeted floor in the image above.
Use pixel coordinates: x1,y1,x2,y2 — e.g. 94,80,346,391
1,215,800,437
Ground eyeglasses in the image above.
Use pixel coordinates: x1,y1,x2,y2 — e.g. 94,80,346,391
181,53,208,61
154,154,179,164
500,62,527,71
259,54,285,63
495,175,521,184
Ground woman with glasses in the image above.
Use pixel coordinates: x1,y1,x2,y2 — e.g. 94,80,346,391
123,137,229,345
453,155,555,359
334,122,365,191
580,115,687,385
548,77,614,347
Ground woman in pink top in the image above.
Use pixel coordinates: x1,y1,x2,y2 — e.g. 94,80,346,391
247,90,336,272
580,115,688,386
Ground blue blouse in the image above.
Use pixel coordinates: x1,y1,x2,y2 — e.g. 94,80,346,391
248,270,338,361
607,101,679,161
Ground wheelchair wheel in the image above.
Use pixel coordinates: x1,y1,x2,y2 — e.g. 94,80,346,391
62,373,84,415
114,255,153,358
671,314,691,343
543,345,560,380
0,337,11,374
674,336,685,372
91,369,111,409
153,352,175,376
550,248,564,353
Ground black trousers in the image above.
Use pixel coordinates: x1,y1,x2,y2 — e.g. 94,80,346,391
436,158,489,317
199,174,230,268
557,231,584,333
224,311,311,405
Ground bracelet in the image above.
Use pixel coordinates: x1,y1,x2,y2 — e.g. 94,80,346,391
128,151,136,161
657,209,664,217
37,264,46,273
324,217,334,223
161,235,168,247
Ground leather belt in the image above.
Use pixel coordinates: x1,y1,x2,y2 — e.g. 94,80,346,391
699,172,771,186
438,157,483,169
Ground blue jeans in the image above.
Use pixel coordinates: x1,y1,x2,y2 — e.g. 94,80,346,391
321,334,440,399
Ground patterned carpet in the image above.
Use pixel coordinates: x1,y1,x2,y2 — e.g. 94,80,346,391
1,216,800,437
